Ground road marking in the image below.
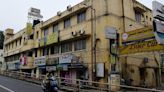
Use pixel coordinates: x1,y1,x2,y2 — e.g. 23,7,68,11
0,85,15,92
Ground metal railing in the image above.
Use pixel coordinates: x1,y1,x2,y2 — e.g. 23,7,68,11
0,71,164,92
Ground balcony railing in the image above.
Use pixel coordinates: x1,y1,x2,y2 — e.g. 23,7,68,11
21,40,34,51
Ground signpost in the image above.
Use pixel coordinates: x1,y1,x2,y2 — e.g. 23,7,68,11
105,27,120,91
105,27,117,71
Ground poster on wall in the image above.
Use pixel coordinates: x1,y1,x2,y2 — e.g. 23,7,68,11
96,63,105,77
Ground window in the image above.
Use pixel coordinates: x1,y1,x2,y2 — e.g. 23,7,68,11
44,28,49,37
12,43,13,48
77,12,86,23
16,40,17,47
36,31,39,39
43,48,45,56
64,18,71,28
43,48,49,56
61,42,72,53
161,54,164,69
35,49,38,57
28,51,33,57
74,39,86,51
135,11,142,22
146,16,148,20
53,24,59,32
54,46,59,54
50,46,54,54
20,38,22,45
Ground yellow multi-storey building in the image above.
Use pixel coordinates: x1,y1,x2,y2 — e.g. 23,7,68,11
4,0,156,87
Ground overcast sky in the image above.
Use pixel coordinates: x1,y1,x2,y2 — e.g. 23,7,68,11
0,0,164,32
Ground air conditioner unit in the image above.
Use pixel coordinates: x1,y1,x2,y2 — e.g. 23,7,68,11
67,5,72,11
57,11,62,16
79,29,85,35
71,31,77,36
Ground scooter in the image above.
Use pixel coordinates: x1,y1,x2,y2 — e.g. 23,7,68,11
41,78,58,92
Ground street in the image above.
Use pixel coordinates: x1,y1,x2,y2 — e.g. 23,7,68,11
0,75,43,92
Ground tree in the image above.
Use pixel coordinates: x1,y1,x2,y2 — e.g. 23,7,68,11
0,31,4,49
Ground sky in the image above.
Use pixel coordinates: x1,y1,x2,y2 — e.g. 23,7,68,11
0,0,164,32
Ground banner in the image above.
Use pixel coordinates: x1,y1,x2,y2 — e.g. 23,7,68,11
46,32,58,45
34,56,46,66
122,27,154,44
26,23,33,35
120,39,164,55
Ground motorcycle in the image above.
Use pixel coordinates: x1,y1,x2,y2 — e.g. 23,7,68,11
41,77,58,92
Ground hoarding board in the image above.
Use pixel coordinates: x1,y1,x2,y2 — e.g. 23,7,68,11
121,27,154,45
46,32,58,45
120,39,164,55
34,56,46,66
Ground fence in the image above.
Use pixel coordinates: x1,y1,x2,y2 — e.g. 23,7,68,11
0,71,164,92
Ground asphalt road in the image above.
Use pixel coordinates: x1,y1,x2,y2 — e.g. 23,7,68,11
0,75,43,92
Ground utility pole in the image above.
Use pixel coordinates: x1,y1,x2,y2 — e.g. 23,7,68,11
105,27,120,91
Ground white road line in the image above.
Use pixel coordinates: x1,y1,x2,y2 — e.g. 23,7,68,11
0,85,15,92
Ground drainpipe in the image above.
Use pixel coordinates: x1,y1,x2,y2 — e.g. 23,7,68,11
104,0,108,15
122,0,125,33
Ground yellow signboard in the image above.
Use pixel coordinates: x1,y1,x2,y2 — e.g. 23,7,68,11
26,23,33,35
120,39,164,55
46,32,58,45
39,38,45,47
122,27,154,43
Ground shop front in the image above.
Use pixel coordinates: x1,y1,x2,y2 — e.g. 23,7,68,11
7,60,20,71
46,57,58,76
58,54,87,85
34,56,46,77
124,56,159,87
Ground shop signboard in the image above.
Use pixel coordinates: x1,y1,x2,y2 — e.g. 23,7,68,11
46,32,58,45
7,62,15,70
120,39,164,55
7,60,20,70
28,7,43,19
46,66,56,72
63,65,68,71
26,23,33,35
34,56,46,66
59,54,77,64
121,27,154,45
46,57,59,65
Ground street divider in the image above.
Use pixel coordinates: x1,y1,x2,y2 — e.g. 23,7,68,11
0,71,164,92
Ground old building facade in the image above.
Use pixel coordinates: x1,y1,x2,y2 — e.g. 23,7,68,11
4,0,156,87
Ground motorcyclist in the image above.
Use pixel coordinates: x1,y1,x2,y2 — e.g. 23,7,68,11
42,72,58,92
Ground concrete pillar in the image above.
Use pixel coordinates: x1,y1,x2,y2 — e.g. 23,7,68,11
31,69,34,77
145,68,156,87
36,67,39,78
